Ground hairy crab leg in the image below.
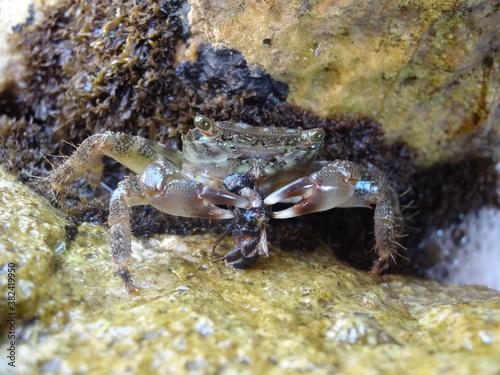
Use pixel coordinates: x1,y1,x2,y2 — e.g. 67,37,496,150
108,165,247,294
50,132,250,293
108,176,148,295
337,171,402,275
349,181,402,276
50,134,106,189
110,161,248,294
50,132,181,190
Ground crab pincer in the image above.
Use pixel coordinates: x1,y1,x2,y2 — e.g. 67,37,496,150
264,160,360,218
140,160,250,219
265,159,402,277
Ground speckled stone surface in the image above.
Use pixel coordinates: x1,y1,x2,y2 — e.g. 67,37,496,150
1,167,499,374
188,0,500,166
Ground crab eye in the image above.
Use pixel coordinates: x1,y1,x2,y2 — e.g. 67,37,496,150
194,115,215,135
303,128,325,145
309,128,325,143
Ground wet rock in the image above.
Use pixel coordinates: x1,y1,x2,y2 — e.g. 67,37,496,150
189,0,500,166
0,1,498,371
1,167,499,374
0,168,69,325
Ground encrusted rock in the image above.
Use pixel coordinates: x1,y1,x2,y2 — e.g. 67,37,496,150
1,167,499,374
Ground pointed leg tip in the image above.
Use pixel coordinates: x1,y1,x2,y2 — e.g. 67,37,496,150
212,256,225,264
127,286,141,296
369,258,390,278
369,268,379,278
119,268,140,296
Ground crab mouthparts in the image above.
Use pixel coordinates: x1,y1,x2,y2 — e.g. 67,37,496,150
213,174,271,269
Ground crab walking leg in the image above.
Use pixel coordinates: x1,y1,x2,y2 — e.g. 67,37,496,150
51,132,179,190
264,160,360,217
109,160,249,294
50,131,250,293
340,179,402,276
50,134,105,189
108,176,149,295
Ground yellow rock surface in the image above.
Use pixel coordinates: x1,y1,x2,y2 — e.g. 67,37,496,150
189,0,500,165
1,167,499,374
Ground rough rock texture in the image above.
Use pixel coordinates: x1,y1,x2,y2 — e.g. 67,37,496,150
0,0,496,281
189,0,500,166
1,167,500,374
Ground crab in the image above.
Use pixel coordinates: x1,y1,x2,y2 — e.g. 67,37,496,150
50,115,402,294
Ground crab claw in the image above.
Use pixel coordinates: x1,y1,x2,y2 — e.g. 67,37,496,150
146,180,250,219
139,160,250,219
201,185,251,218
264,160,360,218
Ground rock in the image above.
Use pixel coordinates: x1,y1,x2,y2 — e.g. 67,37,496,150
0,0,32,92
0,167,69,324
0,0,498,371
0,0,59,92
188,0,500,166
1,167,499,374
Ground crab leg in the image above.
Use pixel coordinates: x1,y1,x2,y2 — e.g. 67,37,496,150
50,132,181,190
50,132,250,293
107,160,249,295
108,176,148,295
111,162,250,294
50,134,106,189
345,179,402,276
108,162,248,295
